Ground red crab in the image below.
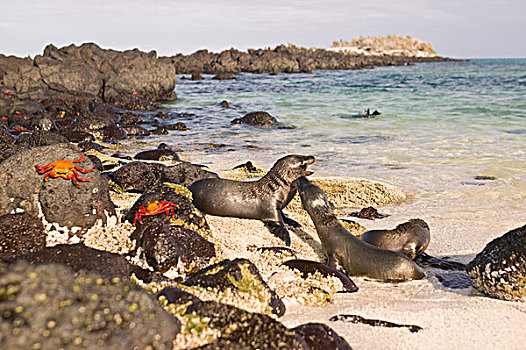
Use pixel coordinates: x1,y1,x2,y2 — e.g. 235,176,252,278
133,200,179,226
35,154,94,188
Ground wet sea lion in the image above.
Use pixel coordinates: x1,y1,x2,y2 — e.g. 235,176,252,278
189,155,315,245
361,219,430,259
297,177,424,281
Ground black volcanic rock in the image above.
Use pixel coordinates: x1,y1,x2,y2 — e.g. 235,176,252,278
183,258,286,317
232,111,278,126
1,43,177,110
0,261,180,350
293,323,353,350
213,72,236,80
0,144,115,230
163,44,456,76
466,224,526,301
130,216,215,274
158,287,307,349
0,213,46,262
111,161,158,193
134,148,180,161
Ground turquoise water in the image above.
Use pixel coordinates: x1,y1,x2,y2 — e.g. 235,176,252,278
155,59,526,254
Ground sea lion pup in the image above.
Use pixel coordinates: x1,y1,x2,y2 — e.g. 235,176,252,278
361,219,430,259
297,177,424,281
189,155,315,246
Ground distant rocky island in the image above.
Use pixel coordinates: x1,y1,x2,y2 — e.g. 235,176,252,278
163,41,455,76
329,35,437,57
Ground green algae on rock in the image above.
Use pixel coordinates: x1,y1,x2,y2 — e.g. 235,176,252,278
0,261,179,350
183,258,285,317
158,287,308,350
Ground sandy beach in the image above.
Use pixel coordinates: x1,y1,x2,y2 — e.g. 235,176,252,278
78,159,525,349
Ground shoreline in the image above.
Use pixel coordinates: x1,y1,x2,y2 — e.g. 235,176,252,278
1,44,525,349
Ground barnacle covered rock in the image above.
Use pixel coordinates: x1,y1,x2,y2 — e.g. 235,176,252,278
0,261,179,350
466,224,526,301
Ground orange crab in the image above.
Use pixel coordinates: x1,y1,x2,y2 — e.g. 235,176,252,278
35,154,94,188
133,200,179,226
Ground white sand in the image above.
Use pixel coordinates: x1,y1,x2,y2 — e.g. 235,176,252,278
206,205,526,350
76,159,526,349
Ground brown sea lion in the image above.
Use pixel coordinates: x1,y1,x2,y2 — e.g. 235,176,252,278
361,219,430,259
297,177,424,281
189,155,315,246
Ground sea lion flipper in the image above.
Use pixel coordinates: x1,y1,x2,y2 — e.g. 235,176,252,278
282,211,302,228
326,254,338,269
264,220,291,246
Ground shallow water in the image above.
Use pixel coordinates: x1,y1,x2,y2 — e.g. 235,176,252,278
137,59,526,255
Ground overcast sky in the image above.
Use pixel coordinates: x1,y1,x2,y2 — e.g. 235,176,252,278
1,0,525,58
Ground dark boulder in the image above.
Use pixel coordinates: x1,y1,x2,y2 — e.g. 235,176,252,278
73,111,118,131
349,206,389,220
19,130,70,147
134,148,180,161
77,140,106,152
86,154,103,171
102,124,127,141
212,72,236,80
164,121,187,131
13,244,135,279
158,286,307,349
232,111,278,127
111,161,158,193
0,144,115,231
183,258,286,317
121,125,151,137
0,129,29,163
59,128,95,143
292,323,353,350
152,125,169,135
0,261,180,350
125,184,214,275
130,217,215,274
466,224,526,301
190,73,204,80
0,213,46,262
124,183,209,231
119,112,143,125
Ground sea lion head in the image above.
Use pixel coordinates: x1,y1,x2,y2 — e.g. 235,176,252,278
297,176,335,217
270,154,315,183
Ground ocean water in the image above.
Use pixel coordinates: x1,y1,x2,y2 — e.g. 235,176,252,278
151,59,525,255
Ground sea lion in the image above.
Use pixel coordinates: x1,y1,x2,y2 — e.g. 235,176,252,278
361,219,430,259
297,177,424,281
189,155,315,245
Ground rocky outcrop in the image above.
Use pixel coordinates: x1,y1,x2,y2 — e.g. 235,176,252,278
0,261,179,350
466,224,526,301
1,42,177,110
0,144,115,232
125,183,215,275
161,44,457,75
231,111,279,127
158,286,306,349
183,258,285,317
